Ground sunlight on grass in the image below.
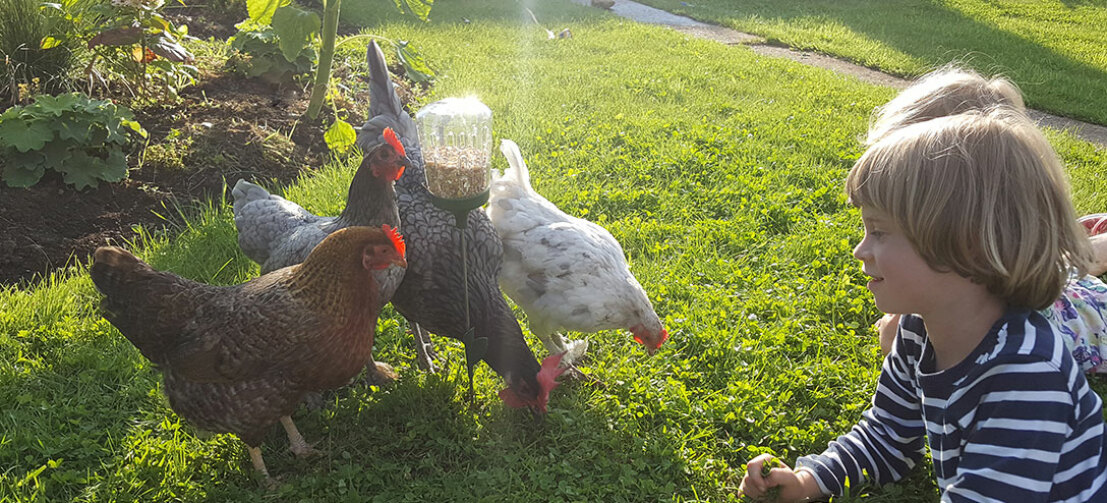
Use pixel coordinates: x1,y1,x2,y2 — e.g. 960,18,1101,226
633,0,1107,125
2,0,1106,501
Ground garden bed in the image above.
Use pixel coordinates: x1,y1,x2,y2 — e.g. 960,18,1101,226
0,72,331,285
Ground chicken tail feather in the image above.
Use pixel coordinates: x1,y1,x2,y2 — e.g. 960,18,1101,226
90,246,179,364
231,179,272,213
498,139,531,190
89,246,145,296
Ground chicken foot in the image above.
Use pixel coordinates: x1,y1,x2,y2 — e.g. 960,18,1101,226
537,333,589,368
536,334,603,386
247,446,279,488
280,415,322,458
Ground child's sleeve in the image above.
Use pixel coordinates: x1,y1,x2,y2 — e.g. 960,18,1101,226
794,334,927,495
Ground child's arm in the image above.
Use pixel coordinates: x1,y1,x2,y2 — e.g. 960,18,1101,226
793,321,930,495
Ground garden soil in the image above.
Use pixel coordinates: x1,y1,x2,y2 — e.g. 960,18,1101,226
0,73,334,285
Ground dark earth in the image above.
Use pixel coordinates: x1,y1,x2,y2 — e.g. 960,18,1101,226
0,4,418,286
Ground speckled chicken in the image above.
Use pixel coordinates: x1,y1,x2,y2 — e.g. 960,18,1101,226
355,42,560,411
89,226,407,482
487,139,668,366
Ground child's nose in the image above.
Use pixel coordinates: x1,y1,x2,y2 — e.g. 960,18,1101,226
853,238,869,261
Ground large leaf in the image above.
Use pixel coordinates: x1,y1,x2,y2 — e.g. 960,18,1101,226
60,151,103,190
1,150,46,188
100,149,130,183
246,0,290,25
324,119,357,152
56,117,94,142
393,0,433,21
0,119,54,152
271,5,320,63
40,140,75,173
27,94,73,117
395,40,435,84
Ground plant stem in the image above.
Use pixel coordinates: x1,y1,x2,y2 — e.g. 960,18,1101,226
305,0,341,119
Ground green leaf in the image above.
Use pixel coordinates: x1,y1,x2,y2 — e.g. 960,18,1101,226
393,0,433,21
27,94,72,117
56,118,94,142
40,36,61,49
121,119,148,139
40,140,74,172
1,151,46,187
324,119,357,152
246,0,290,25
100,149,130,183
0,119,54,152
396,40,436,84
104,117,130,144
60,151,103,190
271,5,320,63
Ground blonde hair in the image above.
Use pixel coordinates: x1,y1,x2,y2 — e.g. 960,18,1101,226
866,65,1025,146
847,108,1092,310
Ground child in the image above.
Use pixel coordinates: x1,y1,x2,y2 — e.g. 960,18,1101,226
864,66,1107,371
740,109,1107,501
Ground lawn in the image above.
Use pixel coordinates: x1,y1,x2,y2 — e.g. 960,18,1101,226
633,0,1107,126
2,0,1106,501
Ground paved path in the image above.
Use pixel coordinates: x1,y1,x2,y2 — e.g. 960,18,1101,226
571,0,1107,148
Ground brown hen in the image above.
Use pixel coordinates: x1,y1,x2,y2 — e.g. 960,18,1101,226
89,225,406,483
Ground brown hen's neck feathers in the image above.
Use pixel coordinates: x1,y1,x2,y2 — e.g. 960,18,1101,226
288,237,380,326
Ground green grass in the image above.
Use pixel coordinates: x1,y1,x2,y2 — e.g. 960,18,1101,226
3,0,1107,501
632,0,1107,126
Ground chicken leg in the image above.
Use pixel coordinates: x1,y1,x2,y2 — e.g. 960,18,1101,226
280,415,321,458
247,446,278,488
411,322,439,372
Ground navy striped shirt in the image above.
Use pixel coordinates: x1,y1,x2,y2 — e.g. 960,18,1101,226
795,309,1107,502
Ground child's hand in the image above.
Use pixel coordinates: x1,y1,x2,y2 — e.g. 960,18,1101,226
739,454,824,502
875,313,901,357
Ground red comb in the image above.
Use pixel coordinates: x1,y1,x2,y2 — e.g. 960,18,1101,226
536,353,566,395
382,224,405,258
383,127,406,158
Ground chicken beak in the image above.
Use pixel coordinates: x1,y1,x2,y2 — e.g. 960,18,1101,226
393,157,409,181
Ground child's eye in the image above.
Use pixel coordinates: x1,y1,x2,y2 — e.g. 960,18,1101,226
868,230,886,239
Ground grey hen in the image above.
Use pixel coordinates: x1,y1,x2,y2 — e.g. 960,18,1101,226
231,46,411,312
357,41,559,411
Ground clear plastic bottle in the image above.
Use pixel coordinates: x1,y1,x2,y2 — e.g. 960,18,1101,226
415,97,493,200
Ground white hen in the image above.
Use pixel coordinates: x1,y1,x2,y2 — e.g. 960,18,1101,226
487,139,668,366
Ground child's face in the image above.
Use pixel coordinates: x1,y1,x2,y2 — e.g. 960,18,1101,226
853,206,969,317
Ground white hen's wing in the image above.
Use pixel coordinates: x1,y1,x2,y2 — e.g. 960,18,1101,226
231,179,336,272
